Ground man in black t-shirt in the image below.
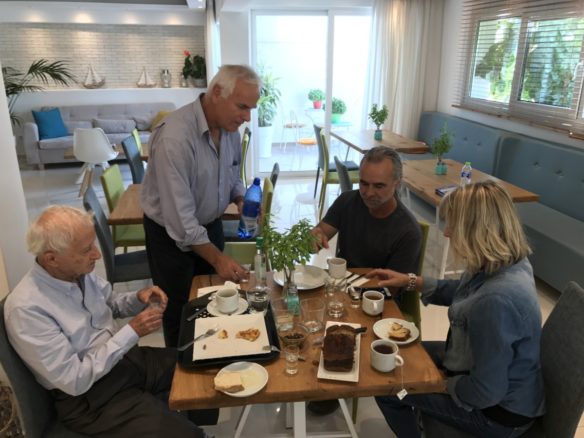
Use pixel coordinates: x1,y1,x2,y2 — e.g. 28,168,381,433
311,146,421,273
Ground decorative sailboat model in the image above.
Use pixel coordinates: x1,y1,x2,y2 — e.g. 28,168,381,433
82,64,105,89
136,67,156,88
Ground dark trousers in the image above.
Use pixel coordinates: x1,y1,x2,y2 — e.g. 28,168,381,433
144,215,225,348
51,347,206,438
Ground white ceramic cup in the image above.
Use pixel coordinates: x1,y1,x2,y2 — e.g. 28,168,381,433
361,290,384,316
327,257,347,279
215,287,239,314
370,339,404,372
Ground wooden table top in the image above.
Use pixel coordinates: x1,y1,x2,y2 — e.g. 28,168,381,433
107,184,240,225
169,268,445,411
64,143,149,161
402,159,540,207
330,129,430,154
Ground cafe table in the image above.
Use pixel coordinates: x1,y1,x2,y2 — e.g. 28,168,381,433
169,268,446,437
107,184,240,225
330,129,430,157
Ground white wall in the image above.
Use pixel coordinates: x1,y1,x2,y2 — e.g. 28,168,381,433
438,0,583,149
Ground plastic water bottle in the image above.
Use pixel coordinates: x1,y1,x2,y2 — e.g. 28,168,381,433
254,236,267,287
460,161,472,186
238,177,262,239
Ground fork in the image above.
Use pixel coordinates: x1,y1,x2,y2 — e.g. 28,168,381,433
177,326,219,352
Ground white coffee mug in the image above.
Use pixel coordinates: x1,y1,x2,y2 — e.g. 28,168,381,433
327,257,347,279
370,339,404,372
361,290,384,316
215,288,239,314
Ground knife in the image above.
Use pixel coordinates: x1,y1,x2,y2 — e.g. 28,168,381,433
346,273,365,286
186,306,207,322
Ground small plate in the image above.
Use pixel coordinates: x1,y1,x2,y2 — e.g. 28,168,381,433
317,321,361,383
273,265,327,290
373,318,420,345
215,361,268,397
207,297,248,317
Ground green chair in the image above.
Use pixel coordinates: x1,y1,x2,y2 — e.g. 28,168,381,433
100,164,146,252
240,127,251,185
316,128,359,220
131,128,143,154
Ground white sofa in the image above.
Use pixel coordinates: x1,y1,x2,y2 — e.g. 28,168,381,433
23,102,175,169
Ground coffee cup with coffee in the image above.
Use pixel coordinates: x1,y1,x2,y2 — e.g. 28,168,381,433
327,257,347,279
361,290,384,316
215,287,239,314
370,339,404,372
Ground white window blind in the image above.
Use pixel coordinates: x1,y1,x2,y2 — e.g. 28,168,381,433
455,0,584,134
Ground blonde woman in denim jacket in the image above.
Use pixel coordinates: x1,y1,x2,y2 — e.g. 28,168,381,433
368,181,544,438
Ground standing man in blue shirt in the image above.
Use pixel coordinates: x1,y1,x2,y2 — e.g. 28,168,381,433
141,65,261,348
4,206,210,437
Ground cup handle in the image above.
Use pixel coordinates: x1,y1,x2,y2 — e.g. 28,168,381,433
395,354,404,367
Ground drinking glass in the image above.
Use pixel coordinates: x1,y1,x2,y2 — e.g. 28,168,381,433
348,286,361,308
300,298,325,333
284,345,300,375
327,278,345,318
272,298,295,332
246,286,269,314
323,276,335,298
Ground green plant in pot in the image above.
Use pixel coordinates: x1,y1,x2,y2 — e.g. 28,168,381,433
191,54,207,88
368,103,389,140
308,88,325,109
262,216,317,300
431,122,454,175
257,66,281,128
2,59,75,127
331,97,346,123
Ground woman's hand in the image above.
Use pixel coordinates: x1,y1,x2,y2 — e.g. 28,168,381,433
366,269,410,288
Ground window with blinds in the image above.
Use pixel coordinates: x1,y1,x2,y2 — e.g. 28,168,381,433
455,0,584,134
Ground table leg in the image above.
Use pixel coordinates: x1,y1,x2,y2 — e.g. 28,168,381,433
293,401,306,438
233,404,252,438
338,399,358,438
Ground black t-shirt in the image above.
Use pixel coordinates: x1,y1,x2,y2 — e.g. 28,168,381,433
323,191,422,273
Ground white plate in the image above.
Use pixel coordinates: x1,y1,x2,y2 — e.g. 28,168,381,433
273,265,327,290
207,297,248,317
215,361,268,397
317,321,361,383
373,318,420,345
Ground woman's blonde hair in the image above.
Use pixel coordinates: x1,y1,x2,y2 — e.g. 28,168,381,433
439,180,530,275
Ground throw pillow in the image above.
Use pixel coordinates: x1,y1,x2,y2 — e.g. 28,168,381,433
133,116,152,131
92,119,136,134
151,110,172,129
64,120,92,135
32,108,68,140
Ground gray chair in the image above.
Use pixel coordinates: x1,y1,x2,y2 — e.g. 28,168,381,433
422,281,584,438
334,155,353,193
121,134,145,184
82,185,151,284
0,298,87,437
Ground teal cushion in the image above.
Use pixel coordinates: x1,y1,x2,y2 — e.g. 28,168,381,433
32,108,68,140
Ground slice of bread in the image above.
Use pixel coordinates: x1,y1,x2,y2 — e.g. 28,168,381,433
214,371,244,393
388,322,411,342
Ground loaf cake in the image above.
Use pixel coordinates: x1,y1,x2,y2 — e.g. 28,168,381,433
323,324,357,372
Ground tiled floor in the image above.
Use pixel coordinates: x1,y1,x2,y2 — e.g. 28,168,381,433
18,159,582,437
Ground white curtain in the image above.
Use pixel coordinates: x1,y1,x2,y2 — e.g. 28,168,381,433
206,0,222,80
364,0,444,138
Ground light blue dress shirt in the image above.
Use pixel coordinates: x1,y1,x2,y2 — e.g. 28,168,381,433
4,263,145,396
141,95,245,251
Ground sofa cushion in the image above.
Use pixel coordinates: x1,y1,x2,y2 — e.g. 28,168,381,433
38,136,74,151
93,118,136,134
32,108,68,140
133,116,152,131
64,120,92,135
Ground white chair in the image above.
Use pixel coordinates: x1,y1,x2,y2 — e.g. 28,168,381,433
73,128,118,185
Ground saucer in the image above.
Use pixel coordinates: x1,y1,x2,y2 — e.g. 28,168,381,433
207,297,248,317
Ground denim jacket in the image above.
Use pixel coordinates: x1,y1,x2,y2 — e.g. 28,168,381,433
422,258,545,418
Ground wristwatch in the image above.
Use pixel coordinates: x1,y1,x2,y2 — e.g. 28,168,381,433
406,273,417,291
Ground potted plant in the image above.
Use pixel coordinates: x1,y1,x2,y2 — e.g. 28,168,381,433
308,89,325,109
331,97,346,123
2,59,75,127
368,103,389,140
181,49,193,87
262,217,316,297
191,55,207,88
431,122,454,175
257,64,281,158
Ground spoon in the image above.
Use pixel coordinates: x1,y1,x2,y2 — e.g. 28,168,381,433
177,326,219,352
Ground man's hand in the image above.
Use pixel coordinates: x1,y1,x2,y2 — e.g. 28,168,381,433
213,253,248,282
128,308,163,337
310,222,337,252
136,285,168,311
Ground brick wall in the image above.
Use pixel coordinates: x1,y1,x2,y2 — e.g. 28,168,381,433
0,23,205,89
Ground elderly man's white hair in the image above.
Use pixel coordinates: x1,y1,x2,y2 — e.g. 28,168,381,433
207,65,261,98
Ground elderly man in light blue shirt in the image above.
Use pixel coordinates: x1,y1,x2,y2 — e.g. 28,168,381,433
141,64,261,348
4,205,209,438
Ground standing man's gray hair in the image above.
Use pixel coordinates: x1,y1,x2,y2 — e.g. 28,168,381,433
361,146,403,181
207,65,262,98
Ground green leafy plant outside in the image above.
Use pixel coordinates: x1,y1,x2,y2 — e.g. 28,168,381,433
431,122,454,163
368,104,389,129
308,89,325,102
331,97,346,114
192,55,206,79
262,217,317,285
2,59,75,126
257,65,281,127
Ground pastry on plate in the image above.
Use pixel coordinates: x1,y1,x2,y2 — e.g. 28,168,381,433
388,322,411,342
236,328,260,342
214,371,244,393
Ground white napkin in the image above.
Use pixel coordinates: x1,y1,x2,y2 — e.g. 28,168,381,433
197,281,239,297
350,277,369,288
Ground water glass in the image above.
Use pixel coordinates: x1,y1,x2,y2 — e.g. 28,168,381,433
239,264,251,284
348,286,361,308
323,276,335,298
284,345,300,375
300,298,325,333
246,286,269,314
327,278,345,318
272,298,294,332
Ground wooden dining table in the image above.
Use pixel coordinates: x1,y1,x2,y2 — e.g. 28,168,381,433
169,268,446,436
107,183,240,225
330,129,430,155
